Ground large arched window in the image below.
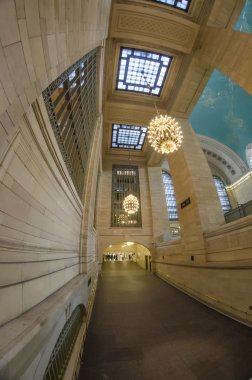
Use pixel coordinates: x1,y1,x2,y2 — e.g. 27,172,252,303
162,170,178,220
213,176,231,213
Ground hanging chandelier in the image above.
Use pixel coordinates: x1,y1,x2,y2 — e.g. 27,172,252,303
148,114,183,154
123,194,139,214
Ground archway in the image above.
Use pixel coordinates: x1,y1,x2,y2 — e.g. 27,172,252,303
103,242,152,271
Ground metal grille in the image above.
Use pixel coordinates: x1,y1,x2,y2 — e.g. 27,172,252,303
150,0,191,12
43,305,84,380
116,47,172,96
111,165,142,227
111,123,147,150
213,176,231,213
43,48,98,199
162,170,178,220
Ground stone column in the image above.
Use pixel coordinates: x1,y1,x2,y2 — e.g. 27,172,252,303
168,119,225,260
147,166,172,242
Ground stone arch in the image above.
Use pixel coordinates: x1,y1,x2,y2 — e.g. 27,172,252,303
102,241,152,271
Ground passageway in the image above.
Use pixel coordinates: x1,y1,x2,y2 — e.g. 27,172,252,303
79,262,252,380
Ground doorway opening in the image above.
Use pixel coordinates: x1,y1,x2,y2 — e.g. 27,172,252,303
103,242,151,271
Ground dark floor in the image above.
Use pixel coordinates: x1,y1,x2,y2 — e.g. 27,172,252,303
79,261,252,380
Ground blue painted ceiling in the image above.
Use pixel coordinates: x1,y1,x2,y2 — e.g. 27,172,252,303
190,0,252,163
189,70,252,162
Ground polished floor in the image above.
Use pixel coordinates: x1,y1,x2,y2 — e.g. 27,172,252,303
79,261,252,380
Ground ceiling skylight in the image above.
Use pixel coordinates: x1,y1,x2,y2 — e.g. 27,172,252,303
111,124,147,150
116,48,172,96
151,0,191,11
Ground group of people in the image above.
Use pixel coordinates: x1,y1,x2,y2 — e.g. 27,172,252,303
103,253,134,261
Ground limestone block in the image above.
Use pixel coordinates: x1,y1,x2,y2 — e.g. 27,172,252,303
7,97,24,127
0,0,20,46
0,82,9,115
41,0,56,35
0,262,22,286
0,123,9,161
30,37,47,81
24,0,41,38
15,0,26,19
0,182,30,221
19,92,29,112
7,154,36,195
0,112,15,136
18,19,36,82
22,275,50,312
21,261,51,282
56,31,67,66
24,83,37,105
4,42,30,96
0,45,16,104
57,0,66,33
0,284,22,325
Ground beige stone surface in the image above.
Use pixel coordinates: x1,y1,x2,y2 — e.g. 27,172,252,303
0,0,252,377
0,0,20,47
168,119,225,256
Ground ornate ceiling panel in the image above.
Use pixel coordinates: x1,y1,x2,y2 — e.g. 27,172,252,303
110,4,199,54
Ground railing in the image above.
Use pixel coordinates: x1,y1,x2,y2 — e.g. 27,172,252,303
43,305,84,380
224,200,252,223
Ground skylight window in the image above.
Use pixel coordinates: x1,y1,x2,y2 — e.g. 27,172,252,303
116,48,172,96
151,0,191,11
111,124,147,150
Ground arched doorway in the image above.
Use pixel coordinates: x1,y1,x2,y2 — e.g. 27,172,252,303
103,242,152,271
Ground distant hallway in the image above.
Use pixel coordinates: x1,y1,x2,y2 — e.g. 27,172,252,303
79,262,252,380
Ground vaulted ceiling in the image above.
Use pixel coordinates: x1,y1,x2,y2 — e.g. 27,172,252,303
102,0,249,166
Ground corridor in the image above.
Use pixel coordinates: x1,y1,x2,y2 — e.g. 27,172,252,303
79,262,252,380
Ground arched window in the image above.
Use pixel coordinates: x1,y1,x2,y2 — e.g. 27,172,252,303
213,176,231,213
162,170,178,220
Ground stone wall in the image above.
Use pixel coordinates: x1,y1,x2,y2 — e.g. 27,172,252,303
0,0,111,161
0,0,111,326
153,215,252,326
227,171,252,206
97,159,154,256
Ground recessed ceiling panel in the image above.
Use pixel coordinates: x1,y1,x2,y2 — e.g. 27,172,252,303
150,0,191,12
111,124,147,150
116,48,172,96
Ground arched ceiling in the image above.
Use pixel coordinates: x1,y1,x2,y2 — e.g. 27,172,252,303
102,0,249,167
103,0,214,161
190,70,252,163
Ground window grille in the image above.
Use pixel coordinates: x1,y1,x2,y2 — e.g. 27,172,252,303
116,47,172,96
213,176,231,213
43,48,98,199
111,123,147,150
43,305,84,380
150,0,191,12
162,170,178,220
111,165,142,227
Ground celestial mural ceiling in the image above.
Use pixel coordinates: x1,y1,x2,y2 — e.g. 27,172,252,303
234,0,252,34
189,70,252,163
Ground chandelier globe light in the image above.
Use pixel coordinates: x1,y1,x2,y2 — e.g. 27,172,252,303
147,114,183,154
123,194,139,215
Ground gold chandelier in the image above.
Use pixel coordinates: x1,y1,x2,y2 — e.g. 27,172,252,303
123,194,139,214
148,114,183,154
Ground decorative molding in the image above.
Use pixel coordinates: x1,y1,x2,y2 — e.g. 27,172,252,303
28,102,83,215
198,134,248,183
111,4,199,53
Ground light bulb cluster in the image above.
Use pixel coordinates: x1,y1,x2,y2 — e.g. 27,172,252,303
118,214,128,224
123,194,139,214
148,115,183,154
